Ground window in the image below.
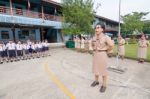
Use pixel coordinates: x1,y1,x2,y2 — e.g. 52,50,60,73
15,7,23,15
22,30,29,36
18,30,29,40
18,31,25,39
29,30,36,40
1,31,9,39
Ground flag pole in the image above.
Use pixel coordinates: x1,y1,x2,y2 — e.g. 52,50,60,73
108,0,127,74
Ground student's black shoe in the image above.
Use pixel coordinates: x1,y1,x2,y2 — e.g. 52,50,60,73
90,81,99,87
100,86,106,93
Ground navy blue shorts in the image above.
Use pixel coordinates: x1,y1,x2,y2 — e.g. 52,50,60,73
8,50,16,58
17,50,23,56
45,47,49,51
25,50,29,54
0,51,3,57
2,50,8,57
29,48,33,53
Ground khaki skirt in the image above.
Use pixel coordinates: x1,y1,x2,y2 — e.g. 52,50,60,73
92,51,108,76
138,47,147,59
118,45,125,56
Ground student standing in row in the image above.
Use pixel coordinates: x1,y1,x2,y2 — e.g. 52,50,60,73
137,34,149,63
6,41,16,62
16,41,23,60
0,42,3,64
118,35,125,60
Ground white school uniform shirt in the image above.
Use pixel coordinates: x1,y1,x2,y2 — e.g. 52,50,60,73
3,45,6,51
31,44,36,50
6,43,16,50
42,42,46,47
26,44,30,50
23,44,27,50
23,44,30,50
37,43,43,49
34,44,38,49
27,41,32,45
45,42,49,47
16,44,23,50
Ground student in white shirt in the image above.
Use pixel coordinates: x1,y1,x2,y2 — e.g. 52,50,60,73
2,42,8,62
0,42,3,64
22,42,28,60
6,41,16,62
37,41,43,57
44,40,50,56
31,42,37,58
16,41,23,60
42,40,46,57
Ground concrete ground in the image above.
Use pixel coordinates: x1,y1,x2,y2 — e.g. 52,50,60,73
0,48,150,99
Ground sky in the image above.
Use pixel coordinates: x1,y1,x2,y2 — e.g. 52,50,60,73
53,0,150,22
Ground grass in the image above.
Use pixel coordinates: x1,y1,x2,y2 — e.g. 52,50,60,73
113,44,150,62
69,43,150,62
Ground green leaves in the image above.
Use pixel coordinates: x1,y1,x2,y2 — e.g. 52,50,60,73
62,0,94,35
143,21,150,34
121,12,149,35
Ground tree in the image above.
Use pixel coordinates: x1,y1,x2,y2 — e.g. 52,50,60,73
143,21,150,34
121,12,149,35
61,0,94,35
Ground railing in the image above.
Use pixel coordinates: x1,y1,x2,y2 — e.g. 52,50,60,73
0,6,62,22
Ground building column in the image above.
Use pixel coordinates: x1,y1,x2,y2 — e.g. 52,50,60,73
12,28,16,42
27,0,31,15
54,7,57,20
9,0,13,16
60,30,64,42
40,28,45,41
41,5,44,22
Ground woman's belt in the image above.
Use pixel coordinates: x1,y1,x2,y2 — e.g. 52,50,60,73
119,44,125,46
139,46,147,48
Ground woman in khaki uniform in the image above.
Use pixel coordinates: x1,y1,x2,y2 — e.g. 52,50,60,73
138,34,149,63
88,38,93,51
84,38,89,51
91,23,114,93
76,37,81,49
73,37,77,49
80,37,85,49
118,35,125,60
107,38,115,57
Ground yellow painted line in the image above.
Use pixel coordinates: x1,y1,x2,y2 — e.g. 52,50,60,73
44,63,76,99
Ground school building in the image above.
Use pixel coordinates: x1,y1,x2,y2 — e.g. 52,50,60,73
0,0,63,43
0,0,119,43
94,15,118,37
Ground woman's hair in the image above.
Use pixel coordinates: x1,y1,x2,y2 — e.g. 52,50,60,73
140,33,145,38
95,22,105,33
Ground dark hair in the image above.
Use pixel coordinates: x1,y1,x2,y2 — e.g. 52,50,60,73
95,23,105,33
